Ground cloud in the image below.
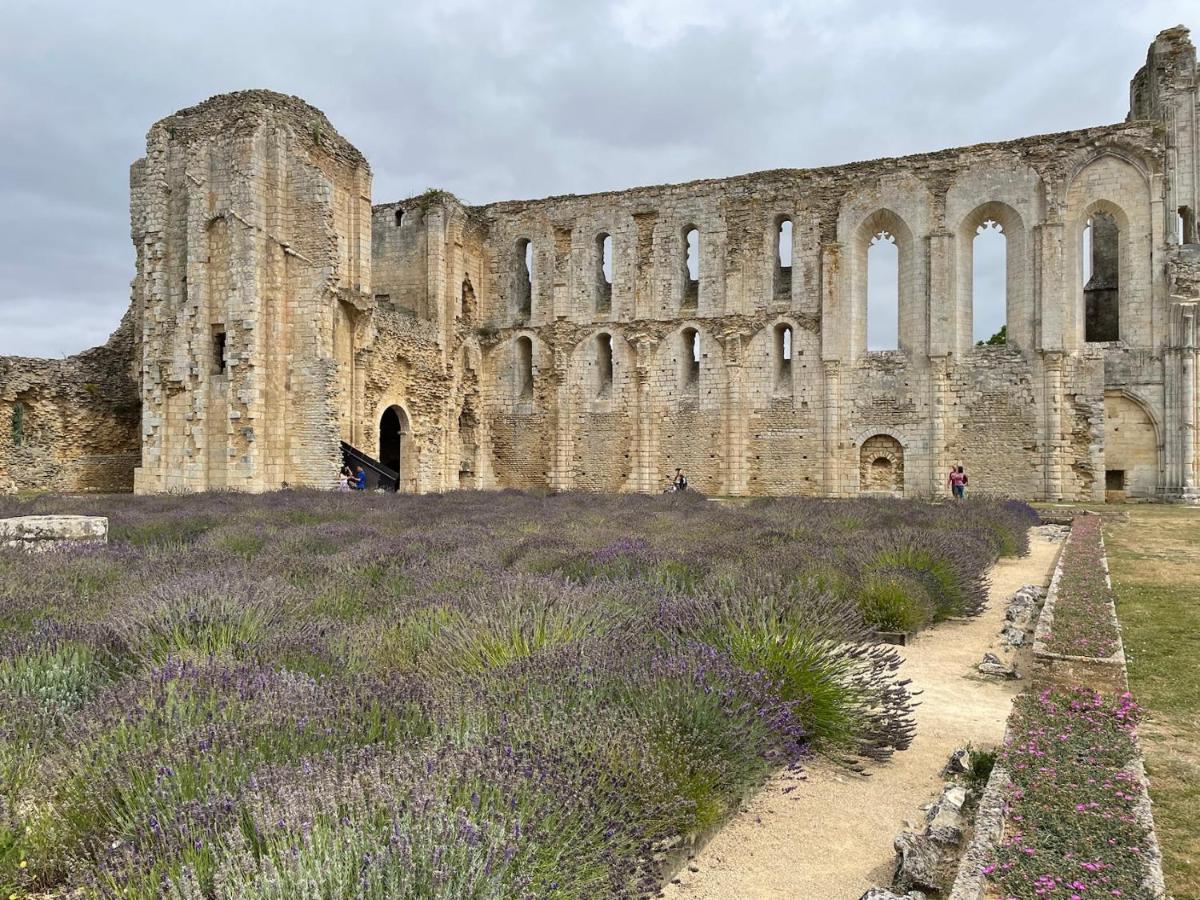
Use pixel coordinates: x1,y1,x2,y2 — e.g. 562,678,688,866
0,0,1190,356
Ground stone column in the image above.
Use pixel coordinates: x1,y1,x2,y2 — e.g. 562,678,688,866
1182,305,1199,499
822,360,843,496
633,339,655,493
550,342,573,491
929,355,951,496
724,333,747,495
1042,352,1064,501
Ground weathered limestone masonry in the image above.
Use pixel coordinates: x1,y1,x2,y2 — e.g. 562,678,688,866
0,313,139,494
2,27,1199,498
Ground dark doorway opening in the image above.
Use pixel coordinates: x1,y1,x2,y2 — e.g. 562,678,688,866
379,406,408,475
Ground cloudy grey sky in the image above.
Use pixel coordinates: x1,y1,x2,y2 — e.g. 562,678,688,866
0,0,1192,357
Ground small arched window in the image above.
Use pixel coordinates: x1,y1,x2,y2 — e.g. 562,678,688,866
515,238,533,317
774,323,793,395
1179,206,1196,245
515,336,534,399
597,233,613,313
596,333,613,397
682,227,699,309
394,208,404,227
681,328,700,392
775,218,793,300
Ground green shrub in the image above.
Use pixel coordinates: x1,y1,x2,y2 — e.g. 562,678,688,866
856,572,934,632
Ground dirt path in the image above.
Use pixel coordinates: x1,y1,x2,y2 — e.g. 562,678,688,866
660,530,1062,900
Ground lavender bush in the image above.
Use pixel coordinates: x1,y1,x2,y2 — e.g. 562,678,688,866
0,490,1033,898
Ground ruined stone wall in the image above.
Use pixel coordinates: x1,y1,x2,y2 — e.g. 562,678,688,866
129,91,372,493
0,314,139,494
6,27,1199,500
420,105,1174,500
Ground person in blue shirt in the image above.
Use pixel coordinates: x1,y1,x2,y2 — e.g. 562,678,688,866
354,466,367,491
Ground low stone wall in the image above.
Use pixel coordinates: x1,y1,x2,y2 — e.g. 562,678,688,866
0,515,108,551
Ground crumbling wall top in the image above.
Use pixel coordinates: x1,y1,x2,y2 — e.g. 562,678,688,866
150,89,369,170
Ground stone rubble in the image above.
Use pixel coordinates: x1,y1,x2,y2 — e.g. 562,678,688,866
976,651,1020,679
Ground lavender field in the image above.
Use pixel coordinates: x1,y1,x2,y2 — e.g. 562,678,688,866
0,490,1036,899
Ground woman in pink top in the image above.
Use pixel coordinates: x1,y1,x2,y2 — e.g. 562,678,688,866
948,466,966,500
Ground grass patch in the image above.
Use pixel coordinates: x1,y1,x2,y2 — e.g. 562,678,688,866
1103,506,1200,898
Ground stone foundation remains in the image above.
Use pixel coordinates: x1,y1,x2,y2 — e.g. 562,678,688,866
4,27,1200,500
0,515,109,551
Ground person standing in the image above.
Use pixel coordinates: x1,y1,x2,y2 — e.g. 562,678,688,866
948,465,966,500
354,466,367,491
673,467,688,492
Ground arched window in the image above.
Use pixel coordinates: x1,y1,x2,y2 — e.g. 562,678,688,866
515,238,533,317
681,328,700,392
460,276,476,325
867,231,898,350
773,323,793,395
972,219,1007,345
394,208,404,227
596,333,613,397
682,227,699,308
1083,212,1119,342
597,233,613,312
515,336,534,399
775,218,793,300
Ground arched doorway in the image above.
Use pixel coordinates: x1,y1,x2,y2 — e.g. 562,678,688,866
379,406,409,476
860,434,904,495
1103,392,1158,500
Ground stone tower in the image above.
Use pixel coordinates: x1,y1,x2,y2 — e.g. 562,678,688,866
129,91,372,493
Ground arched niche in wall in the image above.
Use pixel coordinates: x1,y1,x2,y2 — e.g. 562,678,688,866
858,433,905,495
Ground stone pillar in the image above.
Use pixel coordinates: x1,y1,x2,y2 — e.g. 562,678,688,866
1180,303,1199,500
633,339,656,493
1035,223,1067,353
927,231,958,357
724,333,748,495
822,360,843,496
550,343,573,491
929,355,951,496
1042,352,1065,501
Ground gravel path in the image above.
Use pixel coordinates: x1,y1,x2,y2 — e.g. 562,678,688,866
659,529,1062,900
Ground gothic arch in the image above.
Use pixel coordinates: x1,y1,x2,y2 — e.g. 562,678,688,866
954,200,1029,353
1065,153,1154,348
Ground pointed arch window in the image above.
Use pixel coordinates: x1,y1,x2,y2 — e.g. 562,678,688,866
1083,212,1119,342
866,231,898,350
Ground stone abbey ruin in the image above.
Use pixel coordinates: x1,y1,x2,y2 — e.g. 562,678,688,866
2,26,1200,501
